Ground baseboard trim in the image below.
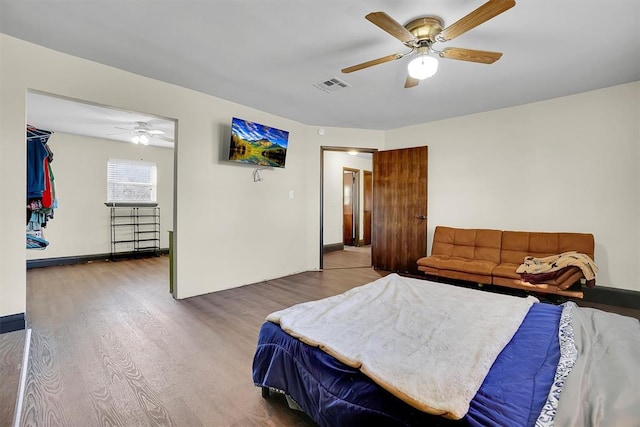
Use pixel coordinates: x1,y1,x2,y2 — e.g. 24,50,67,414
420,274,640,310
108,249,169,261
27,253,111,269
0,313,25,334
27,249,169,269
323,243,344,254
583,285,640,310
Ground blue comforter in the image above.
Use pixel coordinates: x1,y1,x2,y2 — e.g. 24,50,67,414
252,302,562,427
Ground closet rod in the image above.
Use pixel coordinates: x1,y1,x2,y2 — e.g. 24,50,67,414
26,135,51,141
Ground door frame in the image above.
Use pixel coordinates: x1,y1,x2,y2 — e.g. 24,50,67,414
342,167,360,247
320,146,377,270
363,170,373,246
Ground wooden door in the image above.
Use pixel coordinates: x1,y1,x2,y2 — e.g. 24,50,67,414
363,170,372,245
372,146,428,274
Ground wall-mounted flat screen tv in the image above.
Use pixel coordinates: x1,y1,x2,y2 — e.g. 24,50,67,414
228,117,289,168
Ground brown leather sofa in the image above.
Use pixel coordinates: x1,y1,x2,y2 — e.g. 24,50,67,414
417,226,595,298
418,227,501,285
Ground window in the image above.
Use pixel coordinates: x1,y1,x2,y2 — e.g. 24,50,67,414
107,159,157,204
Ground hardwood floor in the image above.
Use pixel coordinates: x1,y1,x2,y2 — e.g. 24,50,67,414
568,299,640,320
0,329,26,425
3,253,637,426
323,245,371,269
20,256,385,426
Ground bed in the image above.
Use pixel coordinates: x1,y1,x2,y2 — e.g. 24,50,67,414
252,274,640,427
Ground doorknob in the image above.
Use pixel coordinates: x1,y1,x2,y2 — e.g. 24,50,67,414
416,215,427,220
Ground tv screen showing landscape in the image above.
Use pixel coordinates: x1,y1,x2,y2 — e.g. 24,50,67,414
228,117,289,168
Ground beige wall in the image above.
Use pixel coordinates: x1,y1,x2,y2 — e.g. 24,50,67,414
385,81,640,291
1,33,638,321
0,34,386,318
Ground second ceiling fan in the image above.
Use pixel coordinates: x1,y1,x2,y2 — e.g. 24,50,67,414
341,0,516,88
109,121,173,145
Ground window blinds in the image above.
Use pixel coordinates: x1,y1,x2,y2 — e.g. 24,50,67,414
107,159,157,203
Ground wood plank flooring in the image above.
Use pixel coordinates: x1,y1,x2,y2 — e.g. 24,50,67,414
5,253,638,426
323,245,371,269
21,256,385,426
0,329,26,426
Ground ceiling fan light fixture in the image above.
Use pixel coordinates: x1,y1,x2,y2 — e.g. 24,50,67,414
408,55,438,80
131,134,150,145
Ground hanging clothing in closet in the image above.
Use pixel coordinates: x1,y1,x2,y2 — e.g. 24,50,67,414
26,125,57,249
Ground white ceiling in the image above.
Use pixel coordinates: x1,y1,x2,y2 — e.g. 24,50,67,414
26,92,176,148
2,0,639,136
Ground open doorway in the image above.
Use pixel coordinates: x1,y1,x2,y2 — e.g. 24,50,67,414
25,91,177,294
320,147,375,270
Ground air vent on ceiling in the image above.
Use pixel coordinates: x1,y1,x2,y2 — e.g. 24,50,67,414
313,77,351,94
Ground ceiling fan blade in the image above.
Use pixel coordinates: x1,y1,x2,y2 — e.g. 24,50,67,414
155,135,174,143
404,76,420,88
147,129,165,135
365,12,415,44
440,47,503,64
341,53,403,74
438,0,515,42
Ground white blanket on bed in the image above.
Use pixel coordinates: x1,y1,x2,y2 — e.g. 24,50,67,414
266,273,537,419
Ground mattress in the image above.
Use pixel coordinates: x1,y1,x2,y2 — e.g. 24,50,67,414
253,301,563,427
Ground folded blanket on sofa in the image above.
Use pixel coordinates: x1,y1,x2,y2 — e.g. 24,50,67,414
521,268,574,284
521,268,596,289
516,251,598,281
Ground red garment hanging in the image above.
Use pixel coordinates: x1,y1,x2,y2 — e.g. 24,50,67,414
41,158,53,208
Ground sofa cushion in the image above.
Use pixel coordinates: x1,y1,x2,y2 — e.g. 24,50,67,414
500,231,595,265
421,255,496,276
430,226,502,264
495,232,594,292
492,262,521,280
439,269,494,285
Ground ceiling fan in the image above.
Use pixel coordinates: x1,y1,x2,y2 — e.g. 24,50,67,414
341,0,515,88
108,121,173,145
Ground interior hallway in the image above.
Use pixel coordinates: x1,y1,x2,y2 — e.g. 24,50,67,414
323,245,371,270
